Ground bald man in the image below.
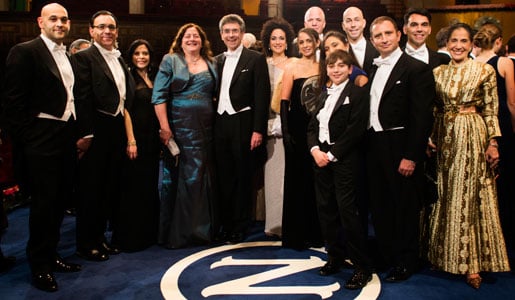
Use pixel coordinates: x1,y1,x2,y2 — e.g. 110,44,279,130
2,2,81,292
342,6,379,75
293,6,326,59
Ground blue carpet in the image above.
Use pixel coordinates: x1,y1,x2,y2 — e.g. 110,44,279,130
0,206,514,299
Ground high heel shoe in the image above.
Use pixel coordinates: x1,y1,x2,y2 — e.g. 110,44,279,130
466,275,482,289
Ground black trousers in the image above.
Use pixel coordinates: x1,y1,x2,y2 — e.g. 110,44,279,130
24,117,76,274
314,145,371,271
366,129,422,271
214,111,253,235
76,113,124,250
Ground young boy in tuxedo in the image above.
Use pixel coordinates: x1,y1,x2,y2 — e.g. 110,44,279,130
307,50,372,290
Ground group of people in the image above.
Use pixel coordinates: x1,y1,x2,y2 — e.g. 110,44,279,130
1,1,514,294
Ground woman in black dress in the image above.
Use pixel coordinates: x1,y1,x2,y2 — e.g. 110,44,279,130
113,39,160,252
280,28,323,249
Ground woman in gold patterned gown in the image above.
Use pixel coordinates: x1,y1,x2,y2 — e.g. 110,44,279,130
428,22,510,289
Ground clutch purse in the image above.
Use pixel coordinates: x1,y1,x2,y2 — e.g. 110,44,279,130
167,138,180,156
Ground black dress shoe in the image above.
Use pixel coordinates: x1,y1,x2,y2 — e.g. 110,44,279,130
319,260,342,276
385,266,412,282
101,242,121,255
54,257,81,273
215,231,230,243
0,256,16,273
227,232,244,244
345,270,372,290
32,272,58,292
76,248,109,261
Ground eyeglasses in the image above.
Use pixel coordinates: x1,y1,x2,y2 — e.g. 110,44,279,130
92,24,117,31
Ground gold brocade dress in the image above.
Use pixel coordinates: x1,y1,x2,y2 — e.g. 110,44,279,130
428,59,510,274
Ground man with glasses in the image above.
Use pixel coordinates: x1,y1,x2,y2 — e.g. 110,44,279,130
214,14,270,244
71,10,134,262
2,3,81,292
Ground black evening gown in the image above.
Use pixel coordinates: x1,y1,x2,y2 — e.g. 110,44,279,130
113,74,160,252
282,77,323,250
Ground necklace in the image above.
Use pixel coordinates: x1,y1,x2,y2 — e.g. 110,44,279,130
269,56,288,66
187,55,201,65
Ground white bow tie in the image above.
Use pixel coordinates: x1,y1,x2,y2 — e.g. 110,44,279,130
224,51,237,58
352,43,365,52
106,49,121,58
373,56,392,67
53,44,66,52
405,47,426,57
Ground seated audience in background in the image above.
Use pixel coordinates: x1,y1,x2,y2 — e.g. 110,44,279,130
68,38,90,55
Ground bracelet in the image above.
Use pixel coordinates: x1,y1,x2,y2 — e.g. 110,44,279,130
127,140,137,146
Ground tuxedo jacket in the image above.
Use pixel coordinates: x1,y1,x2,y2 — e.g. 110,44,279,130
428,48,450,69
362,40,380,76
402,46,450,70
71,45,135,137
307,81,369,160
368,52,435,162
2,37,69,143
215,47,270,135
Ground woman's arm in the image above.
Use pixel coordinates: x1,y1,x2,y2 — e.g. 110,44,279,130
124,108,137,160
154,103,172,145
499,57,515,132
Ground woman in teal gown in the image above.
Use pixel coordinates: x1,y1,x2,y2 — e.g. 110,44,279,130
152,23,218,248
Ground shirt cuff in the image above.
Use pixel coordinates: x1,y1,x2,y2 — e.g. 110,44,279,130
310,146,320,153
327,151,338,162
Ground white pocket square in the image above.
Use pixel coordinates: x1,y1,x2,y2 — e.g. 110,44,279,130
395,80,402,84
342,96,350,105
241,69,249,73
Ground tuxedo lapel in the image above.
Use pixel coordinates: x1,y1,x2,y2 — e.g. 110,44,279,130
231,48,251,87
90,46,116,83
381,54,408,99
35,37,62,83
331,83,352,116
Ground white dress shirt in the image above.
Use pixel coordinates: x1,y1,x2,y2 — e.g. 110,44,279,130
311,80,349,162
217,44,250,115
350,37,367,68
405,43,429,64
94,42,125,116
38,34,75,121
368,47,403,131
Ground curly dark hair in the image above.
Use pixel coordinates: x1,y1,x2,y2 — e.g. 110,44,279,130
169,23,214,61
260,17,295,57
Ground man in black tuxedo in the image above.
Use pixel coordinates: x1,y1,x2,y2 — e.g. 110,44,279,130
402,8,450,69
2,3,81,292
307,50,373,290
215,14,270,244
366,16,435,282
72,10,134,261
342,6,379,75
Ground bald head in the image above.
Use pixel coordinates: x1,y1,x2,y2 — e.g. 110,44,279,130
304,6,326,35
342,6,366,43
38,3,70,44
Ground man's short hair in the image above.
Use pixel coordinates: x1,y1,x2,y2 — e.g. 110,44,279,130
403,8,431,26
219,14,245,32
370,16,399,36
